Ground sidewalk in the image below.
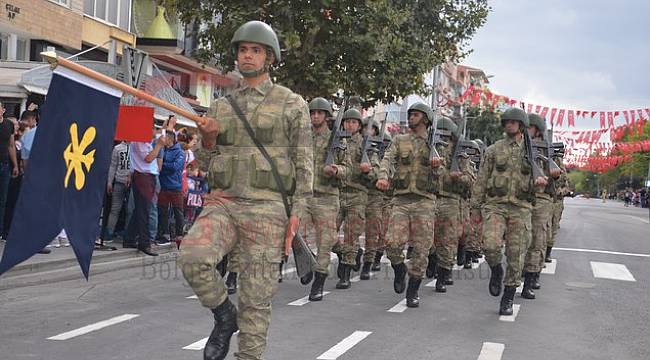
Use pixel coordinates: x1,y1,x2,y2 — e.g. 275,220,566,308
0,239,178,290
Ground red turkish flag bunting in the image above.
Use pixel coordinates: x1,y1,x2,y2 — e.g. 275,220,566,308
623,110,630,124
637,109,644,120
630,110,636,125
556,109,565,126
527,103,533,113
591,111,597,118
540,107,549,120
576,111,582,117
550,108,558,124
568,110,575,127
599,112,606,128
535,105,541,114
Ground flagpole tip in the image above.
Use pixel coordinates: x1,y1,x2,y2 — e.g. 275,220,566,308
40,51,58,69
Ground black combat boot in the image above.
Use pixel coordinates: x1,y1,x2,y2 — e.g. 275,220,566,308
406,277,422,308
371,251,383,271
435,267,448,293
426,253,437,279
225,272,237,295
444,267,454,286
391,262,407,294
360,262,372,280
531,272,541,290
521,272,536,299
499,286,516,316
406,245,414,260
352,248,364,272
300,271,314,285
204,298,238,360
456,244,466,266
489,264,504,297
463,251,473,269
336,252,344,279
336,264,352,289
472,251,481,263
309,272,328,301
278,261,284,283
545,247,553,263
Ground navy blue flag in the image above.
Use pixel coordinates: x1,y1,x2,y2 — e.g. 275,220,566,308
0,67,122,279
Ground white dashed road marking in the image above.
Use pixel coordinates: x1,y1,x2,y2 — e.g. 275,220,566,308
47,314,140,341
316,331,372,360
541,259,556,274
555,247,650,258
288,292,330,306
477,342,505,360
590,261,636,282
183,331,239,350
387,299,408,313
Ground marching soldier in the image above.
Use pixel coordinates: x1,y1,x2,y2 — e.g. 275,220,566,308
376,102,442,308
521,113,560,299
548,150,570,262
361,118,389,279
305,97,351,301
471,108,547,315
178,21,313,360
427,117,473,293
466,139,486,265
335,108,378,289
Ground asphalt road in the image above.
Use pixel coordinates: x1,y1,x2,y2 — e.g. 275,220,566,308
1,197,649,360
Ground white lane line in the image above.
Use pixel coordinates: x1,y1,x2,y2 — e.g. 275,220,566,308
288,292,330,306
477,342,505,360
387,299,408,313
48,314,140,341
554,247,650,258
186,295,198,299
541,259,557,274
183,332,239,350
453,257,486,270
590,261,636,282
283,267,297,276
425,279,436,288
498,304,521,322
316,331,372,360
627,215,650,224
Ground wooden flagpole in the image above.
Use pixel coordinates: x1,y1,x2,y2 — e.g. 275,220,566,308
40,51,207,126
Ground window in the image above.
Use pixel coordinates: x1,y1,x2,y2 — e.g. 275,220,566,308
84,0,132,32
49,0,70,6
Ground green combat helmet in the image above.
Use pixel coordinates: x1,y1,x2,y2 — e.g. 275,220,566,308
436,116,458,138
500,107,529,128
527,113,546,134
309,97,333,117
407,102,434,125
231,21,281,77
342,108,362,123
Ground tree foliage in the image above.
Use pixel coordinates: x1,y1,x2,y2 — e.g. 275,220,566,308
465,105,503,145
164,0,489,106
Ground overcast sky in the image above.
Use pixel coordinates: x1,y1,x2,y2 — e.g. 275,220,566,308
463,0,650,129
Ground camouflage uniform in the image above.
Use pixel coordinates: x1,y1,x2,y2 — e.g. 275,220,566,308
433,142,474,273
304,129,349,274
550,168,569,247
364,188,389,264
379,132,437,279
179,78,313,360
472,136,534,288
465,160,482,256
336,132,378,265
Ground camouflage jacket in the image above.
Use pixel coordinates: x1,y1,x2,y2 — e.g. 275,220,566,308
340,132,379,192
378,132,438,200
435,139,475,200
312,128,351,196
472,136,534,209
195,78,313,219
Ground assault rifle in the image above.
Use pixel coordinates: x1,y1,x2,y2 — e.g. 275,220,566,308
325,97,351,166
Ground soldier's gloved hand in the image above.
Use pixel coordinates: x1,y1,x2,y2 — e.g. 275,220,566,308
534,176,548,187
284,215,300,257
197,117,220,148
360,162,371,173
323,165,338,177
376,179,390,191
430,157,442,168
450,171,462,179
550,167,561,178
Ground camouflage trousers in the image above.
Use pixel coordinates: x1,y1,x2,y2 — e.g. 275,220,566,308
524,197,553,273
363,193,390,264
549,199,564,247
336,189,368,265
481,203,532,287
459,198,471,247
432,196,461,271
303,193,339,274
178,198,284,360
386,194,435,279
466,207,483,253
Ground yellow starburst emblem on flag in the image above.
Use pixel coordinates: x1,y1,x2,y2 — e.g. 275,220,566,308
63,123,96,190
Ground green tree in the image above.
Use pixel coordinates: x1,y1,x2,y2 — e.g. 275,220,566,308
164,0,489,106
465,105,502,145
